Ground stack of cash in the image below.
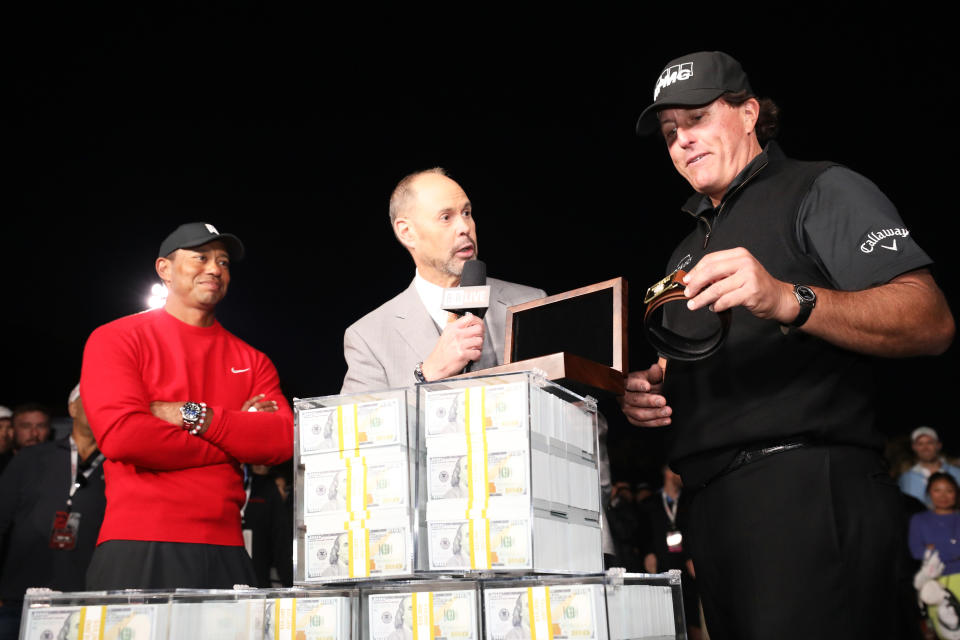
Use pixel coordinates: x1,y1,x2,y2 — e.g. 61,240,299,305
20,602,171,640
421,374,603,573
296,391,417,581
21,605,98,640
168,596,265,639
366,587,479,640
605,583,678,640
482,582,608,640
262,595,353,640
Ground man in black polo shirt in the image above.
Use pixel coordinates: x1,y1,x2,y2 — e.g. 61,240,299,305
621,51,955,639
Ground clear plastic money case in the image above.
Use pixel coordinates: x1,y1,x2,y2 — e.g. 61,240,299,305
479,570,689,640
360,578,482,640
20,588,170,640
417,371,603,576
604,570,688,640
259,586,360,640
294,387,422,584
20,587,361,640
166,588,267,638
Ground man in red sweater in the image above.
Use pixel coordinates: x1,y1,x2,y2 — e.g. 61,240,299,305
80,222,294,589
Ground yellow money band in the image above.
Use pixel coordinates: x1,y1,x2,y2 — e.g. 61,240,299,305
352,404,360,456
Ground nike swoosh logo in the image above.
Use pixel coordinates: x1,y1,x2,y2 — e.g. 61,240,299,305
231,367,250,374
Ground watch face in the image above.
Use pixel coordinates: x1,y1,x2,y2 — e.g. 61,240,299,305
181,402,202,422
795,285,816,304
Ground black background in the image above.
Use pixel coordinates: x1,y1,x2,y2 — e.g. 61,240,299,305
5,7,957,482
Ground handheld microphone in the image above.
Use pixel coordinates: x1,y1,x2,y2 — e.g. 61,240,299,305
442,259,490,319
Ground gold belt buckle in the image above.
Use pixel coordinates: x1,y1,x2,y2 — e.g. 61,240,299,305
643,269,685,304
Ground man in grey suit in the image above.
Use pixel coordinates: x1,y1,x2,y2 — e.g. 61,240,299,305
341,168,545,393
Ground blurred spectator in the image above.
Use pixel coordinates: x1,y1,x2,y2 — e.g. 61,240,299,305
242,463,293,587
605,480,644,571
632,480,655,504
0,407,12,475
909,472,960,639
0,385,105,639
900,427,960,507
10,403,51,452
637,466,702,640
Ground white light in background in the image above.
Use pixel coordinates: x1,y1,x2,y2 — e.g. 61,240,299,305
146,283,167,310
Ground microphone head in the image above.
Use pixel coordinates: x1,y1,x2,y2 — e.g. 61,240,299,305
460,259,487,287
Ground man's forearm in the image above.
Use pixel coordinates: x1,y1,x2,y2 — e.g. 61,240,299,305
800,269,954,357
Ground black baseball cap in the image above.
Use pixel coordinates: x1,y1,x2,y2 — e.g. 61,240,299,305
636,51,753,136
158,222,245,261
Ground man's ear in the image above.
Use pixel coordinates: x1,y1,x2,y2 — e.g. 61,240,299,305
394,217,416,251
155,256,171,283
742,97,760,133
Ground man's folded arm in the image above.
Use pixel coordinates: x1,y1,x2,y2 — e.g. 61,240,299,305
200,353,294,465
80,327,233,470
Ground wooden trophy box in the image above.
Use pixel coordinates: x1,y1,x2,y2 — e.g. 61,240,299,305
451,277,628,397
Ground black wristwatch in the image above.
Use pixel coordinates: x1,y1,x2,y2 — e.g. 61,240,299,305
413,361,427,384
785,284,816,328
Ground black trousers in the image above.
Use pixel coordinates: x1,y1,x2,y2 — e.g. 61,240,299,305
86,540,258,590
685,445,906,640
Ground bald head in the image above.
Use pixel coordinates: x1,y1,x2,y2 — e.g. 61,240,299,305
389,168,478,287
389,167,449,227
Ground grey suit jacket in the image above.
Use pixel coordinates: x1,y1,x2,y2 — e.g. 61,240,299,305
341,277,546,393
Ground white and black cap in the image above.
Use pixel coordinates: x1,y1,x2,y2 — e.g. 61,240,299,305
911,426,939,443
636,51,753,136
158,222,245,261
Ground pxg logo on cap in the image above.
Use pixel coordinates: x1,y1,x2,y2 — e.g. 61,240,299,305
654,62,693,101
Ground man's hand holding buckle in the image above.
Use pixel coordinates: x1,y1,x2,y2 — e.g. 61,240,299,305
682,247,799,323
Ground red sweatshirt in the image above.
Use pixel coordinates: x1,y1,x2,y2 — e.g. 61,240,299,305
80,308,293,546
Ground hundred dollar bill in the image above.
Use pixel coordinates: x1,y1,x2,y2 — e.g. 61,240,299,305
368,525,410,576
22,606,85,640
368,593,414,640
483,589,532,640
103,604,166,640
305,467,348,514
486,449,528,497
306,531,352,579
263,599,288,639
433,590,478,640
425,389,466,436
300,406,340,453
481,383,527,431
357,398,402,445
264,597,347,640
368,591,475,640
365,457,409,509
296,597,346,640
429,520,473,570
428,454,471,501
549,585,598,640
489,519,531,569
305,454,409,515
168,601,261,640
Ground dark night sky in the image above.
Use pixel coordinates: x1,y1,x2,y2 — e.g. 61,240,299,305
5,7,957,481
